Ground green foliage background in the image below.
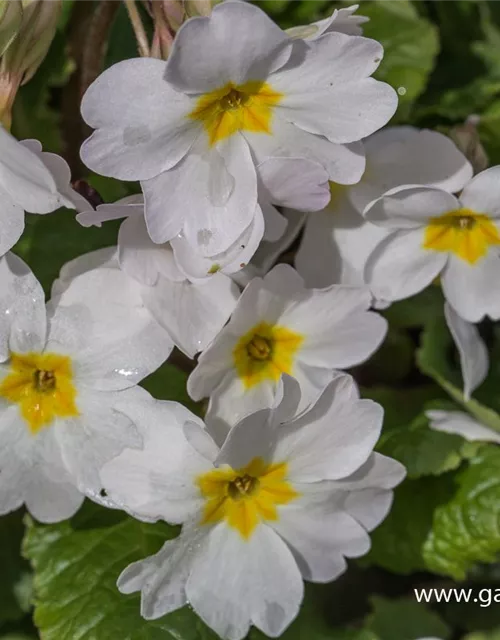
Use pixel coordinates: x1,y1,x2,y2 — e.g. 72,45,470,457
5,1,500,639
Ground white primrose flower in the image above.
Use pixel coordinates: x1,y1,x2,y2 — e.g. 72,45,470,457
0,254,173,522
100,374,405,640
286,4,369,40
55,237,239,359
80,1,397,258
187,264,387,438
293,127,473,289
364,165,500,322
445,302,488,401
427,410,500,445
21,139,91,213
0,127,74,256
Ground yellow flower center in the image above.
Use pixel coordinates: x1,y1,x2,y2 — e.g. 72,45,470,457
197,457,299,539
423,208,500,264
233,321,303,389
188,80,283,147
0,352,79,434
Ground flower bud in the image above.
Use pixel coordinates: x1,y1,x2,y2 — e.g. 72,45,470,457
5,0,62,84
0,0,61,128
0,0,22,57
183,0,216,18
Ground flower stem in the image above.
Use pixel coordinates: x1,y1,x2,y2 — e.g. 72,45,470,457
125,0,150,57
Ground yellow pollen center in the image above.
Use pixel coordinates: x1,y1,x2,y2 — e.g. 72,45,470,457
0,352,79,434
33,369,56,392
197,457,299,539
220,88,246,110
188,80,283,147
423,208,500,264
233,321,303,389
247,336,271,361
456,216,476,230
228,474,259,500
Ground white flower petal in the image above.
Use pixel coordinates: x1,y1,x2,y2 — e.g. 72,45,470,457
77,195,144,228
344,488,394,532
49,268,173,389
0,127,62,213
349,127,473,213
441,252,500,322
183,420,220,463
261,201,287,243
332,452,406,491
118,215,183,286
282,285,387,368
273,33,383,95
143,272,238,358
0,190,24,256
143,135,257,255
295,207,343,289
204,372,277,445
257,157,329,212
245,118,365,184
444,302,488,400
427,409,500,444
459,165,500,216
24,472,84,523
287,5,368,40
275,375,383,482
187,329,237,402
80,58,199,180
0,407,33,515
185,523,303,640
171,207,264,282
0,410,83,522
365,228,447,302
100,398,209,522
364,186,460,229
252,208,306,276
21,142,86,211
277,77,397,146
271,485,368,582
57,386,146,495
132,536,193,618
0,253,46,358
165,1,292,94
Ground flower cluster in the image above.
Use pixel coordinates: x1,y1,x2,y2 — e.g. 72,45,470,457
1,2,499,639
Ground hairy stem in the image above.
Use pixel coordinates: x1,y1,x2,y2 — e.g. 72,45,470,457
125,0,150,57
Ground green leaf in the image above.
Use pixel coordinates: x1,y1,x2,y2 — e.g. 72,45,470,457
424,447,500,580
363,475,455,575
249,581,379,640
417,314,500,436
0,511,32,628
23,502,221,640
361,0,439,120
465,631,500,640
13,210,119,295
383,286,445,329
142,361,200,413
379,414,479,479
366,596,451,640
328,632,378,640
362,385,447,434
